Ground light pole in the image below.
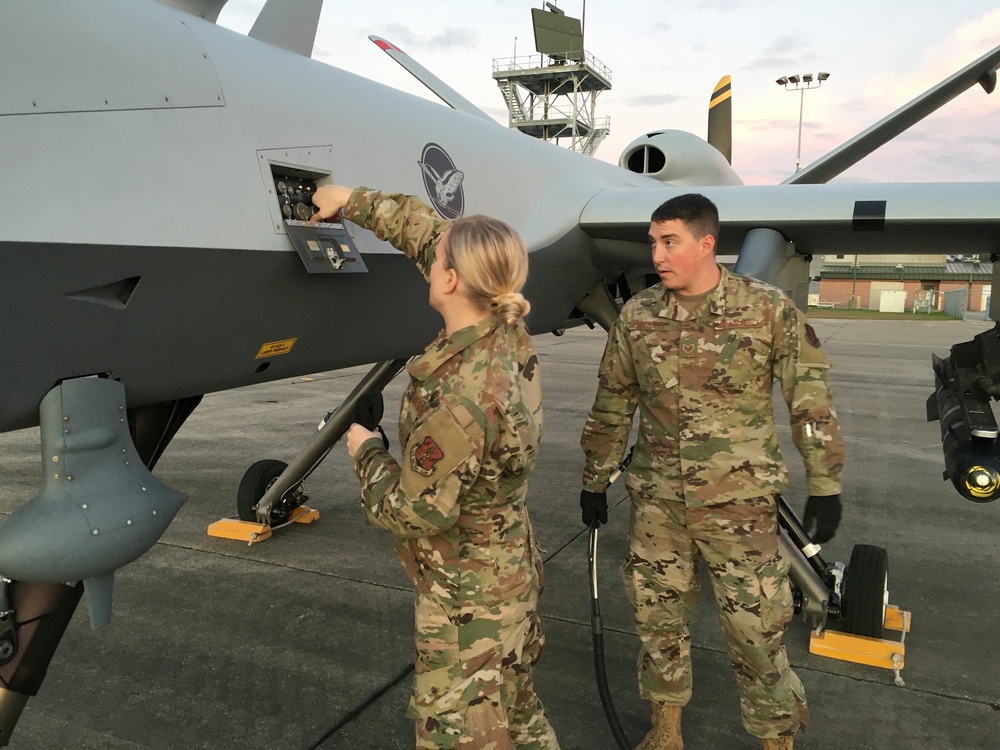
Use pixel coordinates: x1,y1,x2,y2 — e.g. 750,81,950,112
850,254,859,310
896,263,906,309
776,71,829,172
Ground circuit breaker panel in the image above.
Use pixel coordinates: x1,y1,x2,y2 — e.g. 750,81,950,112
257,148,367,274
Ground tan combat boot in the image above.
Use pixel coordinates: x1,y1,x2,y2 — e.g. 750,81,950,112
761,738,794,750
634,702,683,750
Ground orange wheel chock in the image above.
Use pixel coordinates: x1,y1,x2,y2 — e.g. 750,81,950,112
809,605,911,686
207,505,320,544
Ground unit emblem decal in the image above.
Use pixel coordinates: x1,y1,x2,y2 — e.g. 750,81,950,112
418,143,465,219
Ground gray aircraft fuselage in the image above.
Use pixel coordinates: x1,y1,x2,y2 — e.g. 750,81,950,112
0,0,653,434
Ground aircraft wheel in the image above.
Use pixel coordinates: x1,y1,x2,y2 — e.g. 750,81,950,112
841,544,889,638
237,459,289,523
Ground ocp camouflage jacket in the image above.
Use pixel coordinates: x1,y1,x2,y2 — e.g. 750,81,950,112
581,267,843,506
346,188,544,608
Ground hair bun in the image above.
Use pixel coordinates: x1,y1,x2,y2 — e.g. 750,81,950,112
492,292,531,324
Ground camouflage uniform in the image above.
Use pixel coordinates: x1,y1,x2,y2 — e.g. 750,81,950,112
580,267,843,739
346,188,559,750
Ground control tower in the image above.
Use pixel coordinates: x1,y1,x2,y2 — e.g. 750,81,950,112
492,3,611,156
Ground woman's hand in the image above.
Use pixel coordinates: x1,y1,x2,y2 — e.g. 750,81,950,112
346,422,382,457
309,184,355,222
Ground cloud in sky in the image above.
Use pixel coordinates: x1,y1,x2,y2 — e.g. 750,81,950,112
380,23,479,52
697,0,748,11
625,94,687,107
757,34,810,58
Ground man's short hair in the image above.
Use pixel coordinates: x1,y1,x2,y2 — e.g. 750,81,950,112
651,193,720,241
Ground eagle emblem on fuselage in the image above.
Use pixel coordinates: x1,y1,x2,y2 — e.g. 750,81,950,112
418,143,465,219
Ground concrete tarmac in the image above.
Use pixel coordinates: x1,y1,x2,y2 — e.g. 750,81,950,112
1,318,998,749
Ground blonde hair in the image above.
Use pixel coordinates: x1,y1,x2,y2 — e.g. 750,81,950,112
441,215,531,324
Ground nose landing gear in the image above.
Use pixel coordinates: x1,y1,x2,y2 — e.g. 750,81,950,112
207,459,320,544
207,359,407,544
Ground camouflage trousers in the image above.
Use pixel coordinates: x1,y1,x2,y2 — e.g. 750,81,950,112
623,490,808,738
408,588,560,749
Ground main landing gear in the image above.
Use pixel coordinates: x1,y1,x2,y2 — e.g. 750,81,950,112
207,359,407,544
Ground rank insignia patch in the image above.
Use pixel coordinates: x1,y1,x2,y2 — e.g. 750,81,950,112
804,323,821,348
412,436,444,476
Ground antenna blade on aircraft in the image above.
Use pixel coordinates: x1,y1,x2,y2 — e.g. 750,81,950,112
580,182,1000,264
369,36,496,123
787,44,1000,185
707,75,733,164
156,0,228,23
248,0,323,57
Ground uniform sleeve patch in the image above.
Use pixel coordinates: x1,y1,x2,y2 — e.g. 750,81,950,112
797,320,831,367
411,436,444,476
400,405,481,498
804,323,821,348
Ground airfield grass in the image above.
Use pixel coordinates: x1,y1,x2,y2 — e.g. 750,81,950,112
807,307,961,321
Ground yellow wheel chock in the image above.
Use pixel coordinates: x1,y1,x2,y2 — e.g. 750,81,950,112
207,505,320,545
809,604,912,686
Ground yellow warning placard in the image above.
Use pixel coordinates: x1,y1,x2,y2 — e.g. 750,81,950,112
255,338,297,359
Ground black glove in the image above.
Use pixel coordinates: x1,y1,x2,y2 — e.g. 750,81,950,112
803,494,842,544
580,490,608,528
353,393,389,449
352,393,384,429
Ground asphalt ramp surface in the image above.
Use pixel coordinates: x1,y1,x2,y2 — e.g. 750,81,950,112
0,319,997,749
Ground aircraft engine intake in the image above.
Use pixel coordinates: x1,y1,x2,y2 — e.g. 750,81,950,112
927,325,1000,503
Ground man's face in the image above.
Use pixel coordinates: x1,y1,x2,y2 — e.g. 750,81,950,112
648,219,715,295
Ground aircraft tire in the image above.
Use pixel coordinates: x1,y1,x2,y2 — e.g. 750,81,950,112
237,459,289,523
842,544,889,638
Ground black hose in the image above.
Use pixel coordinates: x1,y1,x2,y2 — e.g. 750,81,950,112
304,662,414,749
589,524,632,750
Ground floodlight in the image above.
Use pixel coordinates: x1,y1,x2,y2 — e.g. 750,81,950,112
545,2,565,14
776,70,832,172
